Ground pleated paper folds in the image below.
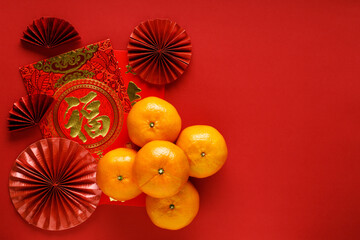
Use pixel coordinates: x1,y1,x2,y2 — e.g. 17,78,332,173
9,138,101,231
127,19,192,85
21,17,80,48
8,94,54,131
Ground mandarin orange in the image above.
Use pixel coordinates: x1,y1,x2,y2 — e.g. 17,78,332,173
96,148,142,201
146,181,200,230
127,97,181,147
176,125,228,178
133,140,189,198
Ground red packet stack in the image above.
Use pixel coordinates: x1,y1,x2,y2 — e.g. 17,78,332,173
19,40,164,207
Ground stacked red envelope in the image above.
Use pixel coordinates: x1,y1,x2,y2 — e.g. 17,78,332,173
18,39,164,207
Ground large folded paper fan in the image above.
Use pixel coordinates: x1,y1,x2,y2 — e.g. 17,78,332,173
8,94,54,131
127,19,192,85
9,138,101,231
21,17,80,48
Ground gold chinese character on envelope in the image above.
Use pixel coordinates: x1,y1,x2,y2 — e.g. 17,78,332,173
52,79,123,152
64,91,110,142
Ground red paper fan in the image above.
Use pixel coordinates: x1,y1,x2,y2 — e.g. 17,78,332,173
8,94,54,131
21,17,80,48
127,19,192,85
9,138,101,231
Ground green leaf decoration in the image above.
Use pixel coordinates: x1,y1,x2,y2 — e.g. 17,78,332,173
127,81,142,106
125,64,136,75
95,151,104,161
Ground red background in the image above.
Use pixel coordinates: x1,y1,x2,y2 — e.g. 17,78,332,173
1,0,360,239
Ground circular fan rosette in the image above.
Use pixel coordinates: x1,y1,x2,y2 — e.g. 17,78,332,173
9,138,101,231
21,17,80,48
8,94,55,132
127,19,192,85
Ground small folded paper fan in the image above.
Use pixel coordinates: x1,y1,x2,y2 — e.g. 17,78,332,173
21,17,80,48
8,94,54,132
127,19,192,85
9,138,101,231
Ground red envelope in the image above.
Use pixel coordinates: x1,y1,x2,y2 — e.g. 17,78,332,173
19,40,164,207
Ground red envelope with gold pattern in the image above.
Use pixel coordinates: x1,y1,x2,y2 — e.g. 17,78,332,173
19,40,164,207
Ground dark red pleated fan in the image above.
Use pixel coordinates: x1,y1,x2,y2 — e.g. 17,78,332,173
21,17,80,48
127,19,192,85
9,138,101,231
8,94,54,131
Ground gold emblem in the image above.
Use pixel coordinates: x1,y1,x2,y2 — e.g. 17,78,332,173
64,91,110,143
53,79,123,152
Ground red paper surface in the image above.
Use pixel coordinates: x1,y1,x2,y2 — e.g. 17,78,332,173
2,1,360,239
